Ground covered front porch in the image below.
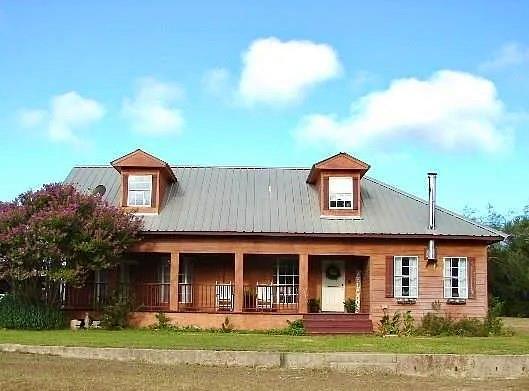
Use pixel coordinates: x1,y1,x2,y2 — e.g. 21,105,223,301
63,252,370,318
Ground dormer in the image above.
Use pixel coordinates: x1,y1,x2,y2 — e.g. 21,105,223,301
307,152,370,218
111,149,176,214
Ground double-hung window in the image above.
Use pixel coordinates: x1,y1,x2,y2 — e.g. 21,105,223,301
329,177,353,209
127,175,152,207
274,259,299,304
394,256,418,298
444,257,468,299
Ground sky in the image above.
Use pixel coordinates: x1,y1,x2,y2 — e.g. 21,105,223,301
1,1,529,217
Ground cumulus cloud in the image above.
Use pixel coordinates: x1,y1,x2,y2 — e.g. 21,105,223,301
237,37,342,105
18,92,105,144
296,70,513,153
122,77,184,135
480,42,529,71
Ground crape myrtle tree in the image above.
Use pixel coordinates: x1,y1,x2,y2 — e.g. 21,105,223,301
0,183,142,308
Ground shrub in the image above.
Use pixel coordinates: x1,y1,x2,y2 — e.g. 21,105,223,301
149,312,177,331
100,291,133,330
401,310,416,336
343,298,356,313
418,313,454,336
378,310,401,335
0,295,65,330
284,319,305,335
418,311,505,337
220,316,233,333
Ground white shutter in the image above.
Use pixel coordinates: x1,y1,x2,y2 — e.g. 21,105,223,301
459,258,468,299
444,258,452,298
409,257,418,298
394,257,402,297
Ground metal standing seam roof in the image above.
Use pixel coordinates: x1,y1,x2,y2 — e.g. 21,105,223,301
64,165,505,240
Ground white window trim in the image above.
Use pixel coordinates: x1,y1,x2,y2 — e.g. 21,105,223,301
394,256,419,299
328,177,354,210
127,175,153,207
274,257,299,305
443,257,468,299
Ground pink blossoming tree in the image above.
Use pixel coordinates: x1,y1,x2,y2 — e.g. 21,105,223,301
0,183,142,308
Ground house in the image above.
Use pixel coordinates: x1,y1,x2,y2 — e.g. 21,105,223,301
63,149,504,333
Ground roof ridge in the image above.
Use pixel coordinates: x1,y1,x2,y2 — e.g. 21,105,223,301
364,176,506,238
73,165,311,170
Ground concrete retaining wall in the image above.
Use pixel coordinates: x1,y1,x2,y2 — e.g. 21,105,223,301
2,344,528,379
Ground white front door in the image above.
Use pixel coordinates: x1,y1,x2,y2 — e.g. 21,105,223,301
321,260,345,312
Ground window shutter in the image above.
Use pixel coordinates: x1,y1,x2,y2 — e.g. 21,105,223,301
151,174,157,207
122,173,129,206
353,178,359,211
468,257,476,299
322,177,330,211
410,258,418,298
385,256,394,298
443,258,451,298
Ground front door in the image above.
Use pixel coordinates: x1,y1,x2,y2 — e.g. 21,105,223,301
321,260,345,312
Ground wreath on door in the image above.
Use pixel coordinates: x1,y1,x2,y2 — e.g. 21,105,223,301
325,264,341,280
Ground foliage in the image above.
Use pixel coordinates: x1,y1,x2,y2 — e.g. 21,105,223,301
378,310,415,336
464,204,529,317
149,312,177,331
283,319,305,335
343,298,356,313
0,183,142,308
100,291,133,330
0,294,65,330
308,298,320,313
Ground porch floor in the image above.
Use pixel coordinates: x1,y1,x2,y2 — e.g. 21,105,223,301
303,313,373,334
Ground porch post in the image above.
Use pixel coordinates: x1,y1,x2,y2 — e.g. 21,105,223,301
298,253,309,313
169,252,180,312
234,252,244,312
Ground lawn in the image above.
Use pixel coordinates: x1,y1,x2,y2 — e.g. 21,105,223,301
3,352,529,391
0,318,528,355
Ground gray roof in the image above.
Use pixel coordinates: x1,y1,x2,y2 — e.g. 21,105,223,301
64,166,504,240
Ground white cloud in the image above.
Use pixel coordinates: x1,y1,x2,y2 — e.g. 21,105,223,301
122,77,184,135
237,37,342,105
296,70,513,153
480,42,529,71
18,92,105,144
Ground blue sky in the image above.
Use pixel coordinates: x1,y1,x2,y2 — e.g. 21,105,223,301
1,1,529,217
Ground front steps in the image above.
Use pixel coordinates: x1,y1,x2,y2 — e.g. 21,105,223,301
303,313,373,334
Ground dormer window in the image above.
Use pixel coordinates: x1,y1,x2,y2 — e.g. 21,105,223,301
329,177,353,209
127,175,152,207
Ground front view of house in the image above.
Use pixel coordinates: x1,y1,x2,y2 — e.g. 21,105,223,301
63,149,504,333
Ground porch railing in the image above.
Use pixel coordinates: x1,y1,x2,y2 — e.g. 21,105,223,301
243,284,299,313
62,282,170,311
178,283,234,312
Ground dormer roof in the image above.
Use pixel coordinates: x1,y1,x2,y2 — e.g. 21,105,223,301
306,152,370,184
111,149,177,182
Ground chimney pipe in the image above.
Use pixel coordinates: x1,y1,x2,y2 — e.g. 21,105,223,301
427,172,437,261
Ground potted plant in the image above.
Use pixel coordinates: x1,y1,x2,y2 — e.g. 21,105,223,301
344,298,357,313
308,298,320,313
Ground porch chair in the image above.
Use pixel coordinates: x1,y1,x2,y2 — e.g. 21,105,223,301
215,281,233,311
255,283,273,310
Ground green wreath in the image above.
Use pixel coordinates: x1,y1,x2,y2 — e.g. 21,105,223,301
325,264,341,280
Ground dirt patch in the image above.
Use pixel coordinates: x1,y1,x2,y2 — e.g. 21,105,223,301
1,352,529,391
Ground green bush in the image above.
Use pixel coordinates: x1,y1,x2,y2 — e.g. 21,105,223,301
343,298,356,313
418,311,505,337
0,295,65,330
100,291,133,330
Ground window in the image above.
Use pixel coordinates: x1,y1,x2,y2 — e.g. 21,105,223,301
127,175,152,207
444,257,468,299
94,270,108,304
394,256,418,298
329,177,353,209
273,259,299,304
179,257,193,304
157,260,170,304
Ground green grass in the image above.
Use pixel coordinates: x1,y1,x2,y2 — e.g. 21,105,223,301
0,317,527,355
